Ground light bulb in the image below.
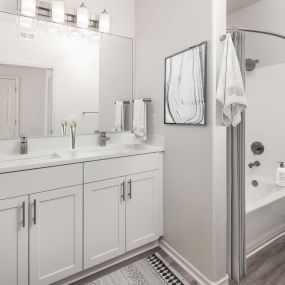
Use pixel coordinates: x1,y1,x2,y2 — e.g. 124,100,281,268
77,3,89,29
52,0,65,23
99,9,111,33
21,0,36,17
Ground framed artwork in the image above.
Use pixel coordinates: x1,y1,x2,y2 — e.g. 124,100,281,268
164,41,207,125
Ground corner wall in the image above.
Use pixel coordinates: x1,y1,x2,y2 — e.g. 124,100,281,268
135,0,227,283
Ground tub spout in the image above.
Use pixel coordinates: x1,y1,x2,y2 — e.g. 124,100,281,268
248,161,261,168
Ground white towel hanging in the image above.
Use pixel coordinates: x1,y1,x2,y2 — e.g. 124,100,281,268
115,101,124,131
217,33,247,127
133,99,147,140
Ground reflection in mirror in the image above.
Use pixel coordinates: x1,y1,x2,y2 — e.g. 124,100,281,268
0,65,53,138
0,11,133,139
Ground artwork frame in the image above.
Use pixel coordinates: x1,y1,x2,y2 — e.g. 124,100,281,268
164,41,207,126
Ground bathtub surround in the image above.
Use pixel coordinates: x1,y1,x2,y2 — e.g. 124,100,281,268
244,62,285,254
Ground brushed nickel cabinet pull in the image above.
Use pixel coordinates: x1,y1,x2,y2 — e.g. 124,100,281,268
128,180,132,199
33,199,37,225
22,202,26,228
121,181,126,202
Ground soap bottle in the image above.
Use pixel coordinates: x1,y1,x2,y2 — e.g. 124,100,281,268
276,162,285,186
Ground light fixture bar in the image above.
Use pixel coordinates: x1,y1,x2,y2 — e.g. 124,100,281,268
34,1,99,29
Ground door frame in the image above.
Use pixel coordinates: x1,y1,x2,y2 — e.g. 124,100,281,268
0,76,20,137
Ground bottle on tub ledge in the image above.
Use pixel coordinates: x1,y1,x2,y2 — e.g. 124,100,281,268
276,162,285,186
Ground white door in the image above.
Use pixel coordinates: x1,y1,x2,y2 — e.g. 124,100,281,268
0,196,28,285
126,171,159,251
29,186,83,285
0,78,18,138
84,177,126,269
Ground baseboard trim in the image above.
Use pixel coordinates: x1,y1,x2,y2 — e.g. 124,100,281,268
54,241,159,285
159,240,229,285
247,229,285,258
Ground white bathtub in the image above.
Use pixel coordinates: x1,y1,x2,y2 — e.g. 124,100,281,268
246,176,285,254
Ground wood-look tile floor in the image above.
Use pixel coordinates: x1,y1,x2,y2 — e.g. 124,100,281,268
234,234,285,285
70,247,199,285
71,235,285,285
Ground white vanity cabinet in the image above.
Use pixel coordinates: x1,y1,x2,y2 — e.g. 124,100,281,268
84,177,126,268
0,196,29,285
83,153,163,270
0,164,83,285
126,171,159,251
0,151,163,285
29,186,83,285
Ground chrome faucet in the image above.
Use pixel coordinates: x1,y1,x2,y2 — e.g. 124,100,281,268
99,132,110,146
20,134,28,155
248,161,260,168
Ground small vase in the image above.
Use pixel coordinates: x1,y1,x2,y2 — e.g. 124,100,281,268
70,121,77,150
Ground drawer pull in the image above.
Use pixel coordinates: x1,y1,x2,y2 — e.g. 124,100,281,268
22,202,26,228
121,181,126,202
128,180,132,199
33,199,37,225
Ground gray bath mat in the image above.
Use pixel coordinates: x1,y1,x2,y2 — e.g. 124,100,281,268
86,252,191,285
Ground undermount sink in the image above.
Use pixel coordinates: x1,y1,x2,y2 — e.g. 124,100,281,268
88,144,150,156
0,152,61,165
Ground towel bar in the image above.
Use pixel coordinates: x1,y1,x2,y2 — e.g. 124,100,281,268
133,98,152,103
114,101,130,104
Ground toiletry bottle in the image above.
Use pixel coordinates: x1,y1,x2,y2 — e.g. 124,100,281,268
276,162,285,186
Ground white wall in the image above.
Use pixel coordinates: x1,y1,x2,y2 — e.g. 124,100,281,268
246,62,285,185
135,0,227,282
228,0,285,67
0,65,47,136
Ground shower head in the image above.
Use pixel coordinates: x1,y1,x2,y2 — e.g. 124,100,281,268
246,58,260,71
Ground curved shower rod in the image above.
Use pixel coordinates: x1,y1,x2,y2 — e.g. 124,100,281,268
220,28,285,41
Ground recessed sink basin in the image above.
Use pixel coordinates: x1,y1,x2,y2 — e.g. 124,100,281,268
88,144,150,156
0,152,61,165
127,144,149,151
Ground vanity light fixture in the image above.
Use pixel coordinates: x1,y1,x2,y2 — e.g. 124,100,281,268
52,0,65,23
21,0,36,17
99,9,111,33
77,3,89,29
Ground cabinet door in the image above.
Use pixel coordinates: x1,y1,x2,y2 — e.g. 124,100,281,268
126,171,159,251
29,186,83,285
84,177,126,269
0,196,28,285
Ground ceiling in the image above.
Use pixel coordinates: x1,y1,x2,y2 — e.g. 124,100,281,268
227,0,261,13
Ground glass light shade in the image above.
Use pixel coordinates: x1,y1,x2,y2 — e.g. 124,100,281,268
52,0,65,23
21,0,36,17
99,9,111,33
77,3,89,29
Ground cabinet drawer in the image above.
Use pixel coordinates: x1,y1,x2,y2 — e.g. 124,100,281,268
0,164,83,200
84,153,161,183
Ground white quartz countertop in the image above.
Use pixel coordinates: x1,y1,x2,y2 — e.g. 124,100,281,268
0,144,164,174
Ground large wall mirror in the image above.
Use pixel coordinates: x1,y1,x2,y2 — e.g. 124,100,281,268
0,11,133,139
